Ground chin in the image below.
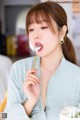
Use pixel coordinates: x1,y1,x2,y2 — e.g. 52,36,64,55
38,54,48,58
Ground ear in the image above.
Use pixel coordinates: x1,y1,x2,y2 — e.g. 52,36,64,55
60,25,67,39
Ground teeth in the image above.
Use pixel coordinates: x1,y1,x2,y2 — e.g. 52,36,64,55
35,46,41,52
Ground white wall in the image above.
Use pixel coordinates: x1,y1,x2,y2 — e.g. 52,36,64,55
0,0,74,38
0,1,1,32
1,0,40,33
2,0,39,5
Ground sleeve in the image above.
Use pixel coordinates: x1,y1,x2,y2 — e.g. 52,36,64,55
77,72,80,104
4,63,30,120
4,62,46,120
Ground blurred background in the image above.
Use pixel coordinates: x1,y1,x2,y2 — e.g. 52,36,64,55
0,0,80,105
0,0,80,64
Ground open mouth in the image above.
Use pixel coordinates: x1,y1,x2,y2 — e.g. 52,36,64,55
35,42,43,52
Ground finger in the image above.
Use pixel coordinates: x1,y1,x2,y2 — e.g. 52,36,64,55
27,74,40,83
26,69,37,75
24,80,36,88
23,77,39,86
26,77,39,85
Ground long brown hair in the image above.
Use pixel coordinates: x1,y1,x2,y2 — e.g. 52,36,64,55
26,1,77,65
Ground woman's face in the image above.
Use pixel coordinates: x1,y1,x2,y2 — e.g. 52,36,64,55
28,18,62,57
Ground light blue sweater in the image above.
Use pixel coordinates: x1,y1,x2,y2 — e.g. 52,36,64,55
5,56,80,120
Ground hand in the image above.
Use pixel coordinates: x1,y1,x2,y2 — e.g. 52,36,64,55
23,69,40,104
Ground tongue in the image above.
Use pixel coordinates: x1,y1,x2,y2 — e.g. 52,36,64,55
35,43,43,52
35,43,42,47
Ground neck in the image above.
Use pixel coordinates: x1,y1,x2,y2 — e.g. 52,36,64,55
41,49,63,73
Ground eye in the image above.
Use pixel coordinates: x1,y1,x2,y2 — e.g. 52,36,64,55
41,26,48,29
28,28,34,32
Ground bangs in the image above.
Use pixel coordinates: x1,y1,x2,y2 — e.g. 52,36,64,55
26,9,50,33
28,11,49,24
26,4,59,34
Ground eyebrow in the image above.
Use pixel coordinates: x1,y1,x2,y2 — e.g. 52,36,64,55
38,19,48,23
28,19,49,29
30,20,48,25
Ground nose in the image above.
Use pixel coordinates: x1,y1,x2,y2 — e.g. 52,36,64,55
34,29,40,40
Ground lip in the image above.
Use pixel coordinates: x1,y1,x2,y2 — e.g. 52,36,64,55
35,42,43,46
35,42,43,52
38,46,43,51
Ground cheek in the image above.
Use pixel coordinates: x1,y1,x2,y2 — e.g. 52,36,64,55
46,33,60,44
29,40,35,51
29,35,34,44
44,35,60,50
28,35,34,48
29,34,32,40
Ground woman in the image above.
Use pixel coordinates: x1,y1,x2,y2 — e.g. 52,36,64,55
5,1,80,120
